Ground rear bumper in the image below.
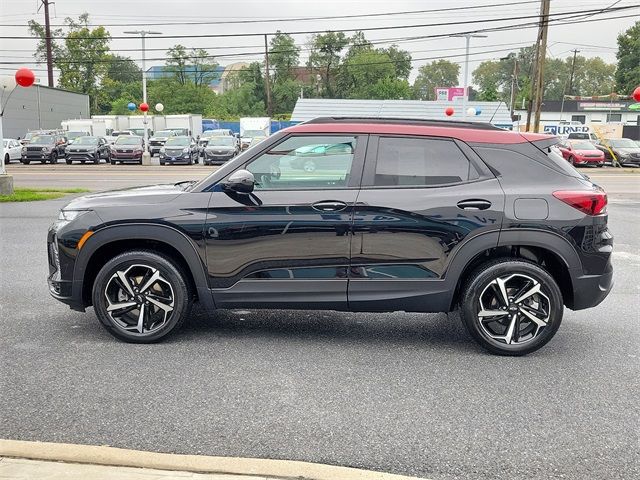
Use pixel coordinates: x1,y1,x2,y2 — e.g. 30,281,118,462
569,259,613,310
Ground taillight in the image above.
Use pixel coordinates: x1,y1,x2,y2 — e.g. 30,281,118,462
553,189,607,215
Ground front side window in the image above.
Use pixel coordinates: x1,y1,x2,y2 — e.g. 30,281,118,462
373,137,478,186
246,135,356,190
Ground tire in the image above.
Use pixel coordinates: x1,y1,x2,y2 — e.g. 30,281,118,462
303,159,316,172
92,250,193,343
22,159,30,165
94,153,100,164
4,154,9,165
159,160,165,166
66,159,72,165
50,152,58,164
81,160,86,164
459,259,564,356
110,159,116,165
568,156,576,167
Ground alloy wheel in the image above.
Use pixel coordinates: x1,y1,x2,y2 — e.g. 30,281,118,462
477,273,550,345
104,264,175,335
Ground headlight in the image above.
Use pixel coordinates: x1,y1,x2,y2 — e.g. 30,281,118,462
22,147,27,153
160,147,166,153
182,147,189,153
42,147,50,152
58,209,91,222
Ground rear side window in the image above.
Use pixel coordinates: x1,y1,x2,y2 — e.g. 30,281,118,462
373,137,479,186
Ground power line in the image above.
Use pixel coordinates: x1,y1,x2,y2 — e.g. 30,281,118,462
0,1,543,27
1,5,636,40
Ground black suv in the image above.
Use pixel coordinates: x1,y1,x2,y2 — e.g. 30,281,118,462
47,118,613,355
21,133,68,164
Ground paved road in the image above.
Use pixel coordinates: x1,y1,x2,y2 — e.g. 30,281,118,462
1,170,638,480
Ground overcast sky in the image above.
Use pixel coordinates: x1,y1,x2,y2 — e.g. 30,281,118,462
0,0,637,85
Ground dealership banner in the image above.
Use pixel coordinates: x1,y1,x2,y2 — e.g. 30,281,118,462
436,87,466,101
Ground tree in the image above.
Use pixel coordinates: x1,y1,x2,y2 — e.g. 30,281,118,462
412,60,460,100
615,21,640,95
472,60,509,101
28,13,111,112
166,45,188,85
165,45,219,88
104,55,141,83
307,31,349,97
269,31,300,82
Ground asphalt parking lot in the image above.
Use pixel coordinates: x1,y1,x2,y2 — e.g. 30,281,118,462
1,167,638,480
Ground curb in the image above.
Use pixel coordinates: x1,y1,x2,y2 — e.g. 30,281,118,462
0,439,427,480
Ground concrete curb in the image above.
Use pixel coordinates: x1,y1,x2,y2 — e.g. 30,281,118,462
0,439,427,480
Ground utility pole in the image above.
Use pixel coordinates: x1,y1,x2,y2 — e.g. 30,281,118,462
568,49,580,96
39,0,54,87
124,30,162,165
451,33,487,120
264,35,273,117
532,0,551,132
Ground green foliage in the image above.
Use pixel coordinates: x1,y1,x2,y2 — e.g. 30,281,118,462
307,31,349,97
412,60,460,100
28,13,111,113
615,21,640,94
165,44,219,87
477,84,500,101
104,55,141,83
269,31,300,82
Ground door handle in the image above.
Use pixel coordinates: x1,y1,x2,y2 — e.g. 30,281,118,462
312,201,348,212
457,199,492,210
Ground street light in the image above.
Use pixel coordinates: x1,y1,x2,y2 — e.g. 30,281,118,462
451,34,487,120
124,30,162,165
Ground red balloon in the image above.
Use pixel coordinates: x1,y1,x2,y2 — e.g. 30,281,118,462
15,67,35,87
633,86,640,102
139,102,149,112
445,107,454,117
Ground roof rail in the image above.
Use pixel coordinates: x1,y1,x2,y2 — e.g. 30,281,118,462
305,116,504,131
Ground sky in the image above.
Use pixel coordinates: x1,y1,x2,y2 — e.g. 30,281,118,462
0,0,637,86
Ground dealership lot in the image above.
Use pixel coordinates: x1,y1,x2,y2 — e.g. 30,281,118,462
0,168,638,480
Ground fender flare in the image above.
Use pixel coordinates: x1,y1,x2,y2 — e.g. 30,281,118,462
72,223,215,312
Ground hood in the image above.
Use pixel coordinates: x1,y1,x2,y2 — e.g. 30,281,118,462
205,144,235,151
616,147,640,155
573,149,602,156
63,183,190,210
27,142,55,147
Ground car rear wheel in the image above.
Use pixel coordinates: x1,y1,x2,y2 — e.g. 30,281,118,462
568,155,576,166
4,154,9,165
92,250,193,343
22,159,30,165
459,259,563,356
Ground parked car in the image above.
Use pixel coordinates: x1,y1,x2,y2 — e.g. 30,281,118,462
105,130,134,145
109,136,144,164
289,142,354,172
3,138,22,164
159,136,199,165
567,132,600,144
202,136,238,165
129,128,147,137
149,130,176,156
557,140,605,167
66,131,90,145
20,129,62,146
635,140,640,148
47,118,613,355
597,138,640,166
21,134,68,164
65,136,111,164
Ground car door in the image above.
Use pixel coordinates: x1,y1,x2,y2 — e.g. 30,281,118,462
349,135,504,312
205,133,367,310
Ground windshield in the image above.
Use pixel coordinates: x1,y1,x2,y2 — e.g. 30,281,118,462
112,131,131,136
74,137,99,145
67,131,88,140
243,130,265,137
30,135,54,144
570,141,597,150
155,130,173,137
608,138,638,148
24,133,34,141
208,136,234,146
115,136,142,145
165,137,190,146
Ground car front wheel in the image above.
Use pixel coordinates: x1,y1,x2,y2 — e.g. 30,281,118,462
92,250,193,343
459,259,563,356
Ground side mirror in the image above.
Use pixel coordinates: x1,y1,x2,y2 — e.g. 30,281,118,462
223,169,255,194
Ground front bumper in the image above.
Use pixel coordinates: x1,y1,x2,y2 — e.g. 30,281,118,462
160,152,192,163
67,152,97,161
574,156,604,165
111,152,142,161
204,151,234,164
619,157,640,166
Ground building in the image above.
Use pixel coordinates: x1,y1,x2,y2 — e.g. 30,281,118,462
1,79,90,139
515,99,640,127
145,65,225,91
291,98,513,127
217,62,250,94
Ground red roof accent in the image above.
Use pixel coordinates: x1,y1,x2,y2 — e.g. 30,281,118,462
285,122,549,144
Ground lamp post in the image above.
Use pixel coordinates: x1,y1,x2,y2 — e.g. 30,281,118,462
124,30,162,166
1,68,35,195
451,34,487,120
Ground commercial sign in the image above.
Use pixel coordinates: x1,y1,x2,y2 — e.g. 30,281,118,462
543,124,590,135
435,87,466,101
577,102,629,111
